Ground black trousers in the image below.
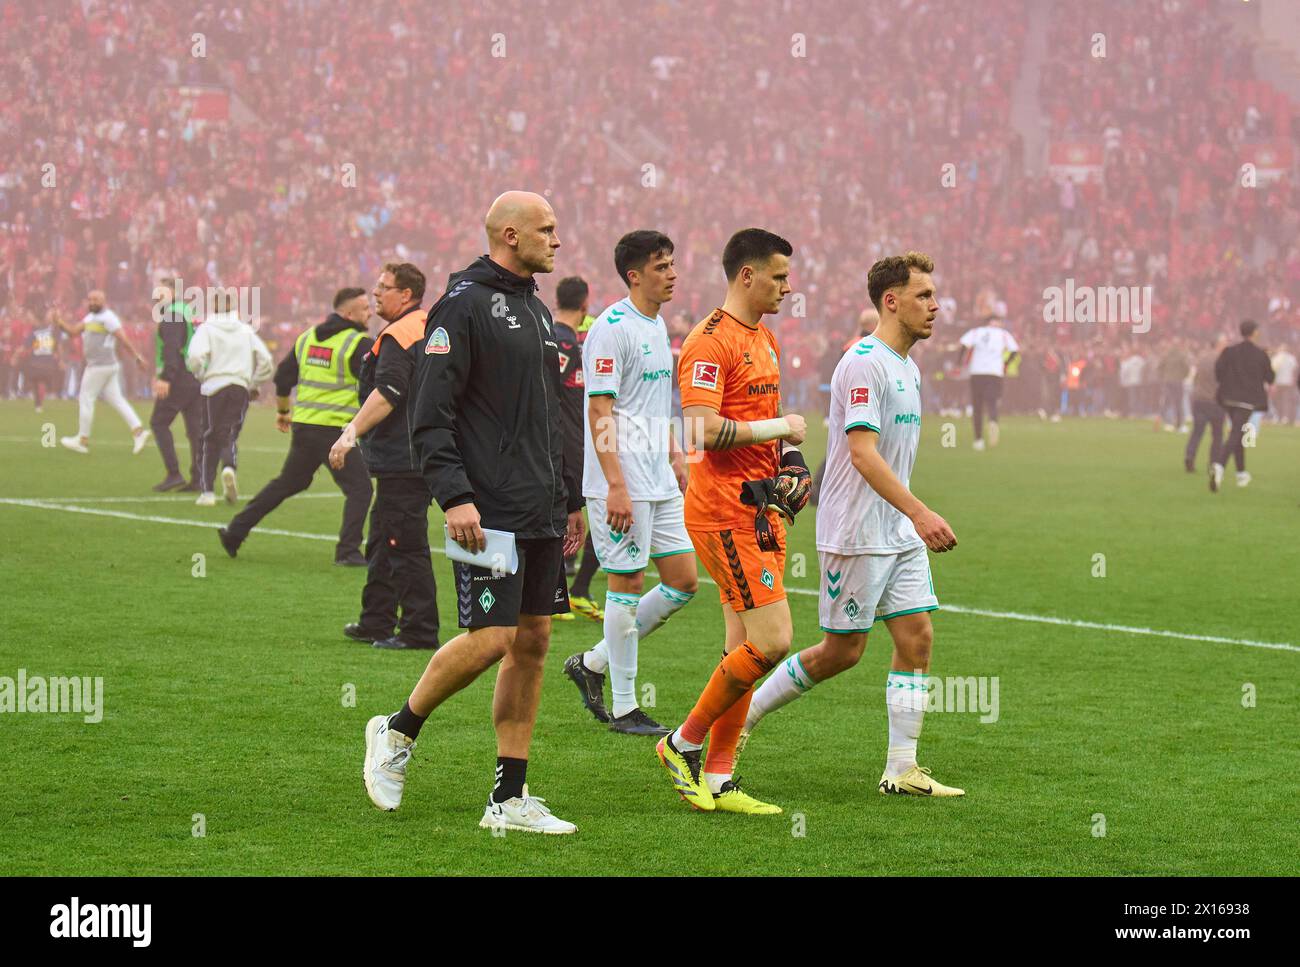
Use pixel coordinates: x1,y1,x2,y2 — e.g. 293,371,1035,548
358,476,439,644
1185,398,1224,468
227,422,372,557
151,377,205,479
970,374,1003,440
200,385,250,491
1213,405,1253,472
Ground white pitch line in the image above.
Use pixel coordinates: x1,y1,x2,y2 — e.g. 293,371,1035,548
1,497,1296,654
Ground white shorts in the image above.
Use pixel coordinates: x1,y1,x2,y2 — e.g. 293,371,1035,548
817,545,938,633
587,493,693,574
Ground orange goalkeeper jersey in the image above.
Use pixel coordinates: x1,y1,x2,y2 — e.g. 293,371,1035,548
679,308,783,531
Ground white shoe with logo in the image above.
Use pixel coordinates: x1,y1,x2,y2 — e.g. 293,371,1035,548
132,429,151,455
221,466,239,503
60,436,89,454
364,714,414,811
479,785,576,834
1236,471,1252,488
195,492,217,507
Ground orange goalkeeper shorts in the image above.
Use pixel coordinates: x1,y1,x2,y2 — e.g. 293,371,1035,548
689,519,787,612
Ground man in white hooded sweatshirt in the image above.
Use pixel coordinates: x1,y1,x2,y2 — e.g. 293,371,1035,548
186,289,274,506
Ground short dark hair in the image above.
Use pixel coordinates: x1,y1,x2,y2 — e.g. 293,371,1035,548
614,230,674,288
722,228,793,282
1240,319,1258,338
381,262,426,303
555,276,589,311
333,287,367,309
867,251,936,310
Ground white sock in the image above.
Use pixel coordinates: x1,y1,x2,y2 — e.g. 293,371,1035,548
671,727,702,752
704,772,730,794
583,583,693,675
885,671,928,778
604,591,640,718
745,652,816,731
583,640,609,674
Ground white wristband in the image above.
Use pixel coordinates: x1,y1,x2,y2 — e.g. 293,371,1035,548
748,417,791,443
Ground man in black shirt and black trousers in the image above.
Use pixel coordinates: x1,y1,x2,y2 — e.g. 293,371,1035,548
329,262,439,650
361,191,585,834
1210,319,1274,492
217,288,374,562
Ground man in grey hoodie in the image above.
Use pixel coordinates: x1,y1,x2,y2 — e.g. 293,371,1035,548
185,289,274,506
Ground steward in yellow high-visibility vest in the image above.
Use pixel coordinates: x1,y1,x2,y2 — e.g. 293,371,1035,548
218,288,375,565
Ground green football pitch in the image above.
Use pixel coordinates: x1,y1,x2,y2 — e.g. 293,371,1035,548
2,399,1297,876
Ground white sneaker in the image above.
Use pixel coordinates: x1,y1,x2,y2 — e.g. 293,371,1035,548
60,436,89,454
479,784,576,835
1049,413,1061,423
987,421,1000,447
221,466,238,503
1209,463,1224,493
132,429,151,455
195,492,217,507
364,714,414,811
1236,471,1252,488
972,438,986,451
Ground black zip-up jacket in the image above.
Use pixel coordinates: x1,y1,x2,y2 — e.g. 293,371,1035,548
1214,340,1274,411
357,304,425,478
412,256,583,539
273,312,372,399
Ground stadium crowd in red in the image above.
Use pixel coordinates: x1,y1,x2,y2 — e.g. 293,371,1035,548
0,0,1296,416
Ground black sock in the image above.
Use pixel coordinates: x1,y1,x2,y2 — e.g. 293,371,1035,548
388,702,427,740
491,757,527,803
570,537,600,599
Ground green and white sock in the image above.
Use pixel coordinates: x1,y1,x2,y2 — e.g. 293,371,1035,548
745,652,816,731
885,671,929,778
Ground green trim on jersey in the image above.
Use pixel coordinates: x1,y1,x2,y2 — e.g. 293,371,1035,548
846,421,880,433
876,339,908,363
601,566,646,575
878,605,939,621
649,548,693,559
587,390,617,398
821,624,872,635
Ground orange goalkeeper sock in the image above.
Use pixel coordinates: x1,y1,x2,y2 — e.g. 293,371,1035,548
679,641,772,747
704,686,754,776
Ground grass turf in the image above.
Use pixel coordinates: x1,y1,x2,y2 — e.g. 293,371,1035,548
1,399,1297,875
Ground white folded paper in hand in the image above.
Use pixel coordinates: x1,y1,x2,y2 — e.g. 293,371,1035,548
443,526,519,575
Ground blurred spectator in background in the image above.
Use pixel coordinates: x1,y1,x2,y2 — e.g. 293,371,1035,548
1185,336,1226,473
1269,342,1297,424
1210,320,1274,492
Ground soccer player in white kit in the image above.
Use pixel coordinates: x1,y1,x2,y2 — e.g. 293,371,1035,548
57,290,150,455
741,252,966,797
562,230,699,736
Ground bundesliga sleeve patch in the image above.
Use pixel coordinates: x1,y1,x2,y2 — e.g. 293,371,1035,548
426,327,450,355
594,356,615,376
849,386,870,407
692,360,720,390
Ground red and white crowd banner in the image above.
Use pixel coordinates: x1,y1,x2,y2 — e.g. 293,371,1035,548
1048,142,1104,184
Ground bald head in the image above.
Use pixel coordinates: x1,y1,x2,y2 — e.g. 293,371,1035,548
858,306,880,336
87,289,106,312
485,190,559,277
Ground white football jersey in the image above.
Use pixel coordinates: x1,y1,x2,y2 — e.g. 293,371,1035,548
817,334,925,554
959,324,1019,376
581,298,679,501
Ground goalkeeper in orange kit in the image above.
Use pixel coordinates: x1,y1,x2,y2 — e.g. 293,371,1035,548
655,228,811,814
